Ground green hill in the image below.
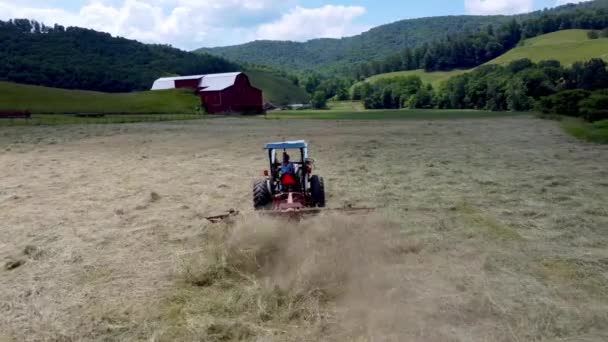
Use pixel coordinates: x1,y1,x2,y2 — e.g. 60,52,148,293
362,30,608,88
247,70,309,105
0,81,199,114
487,29,608,66
196,0,608,73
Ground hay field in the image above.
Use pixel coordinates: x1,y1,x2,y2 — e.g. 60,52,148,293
1,117,607,341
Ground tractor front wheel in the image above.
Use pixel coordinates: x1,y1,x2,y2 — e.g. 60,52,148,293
253,179,272,210
310,175,326,208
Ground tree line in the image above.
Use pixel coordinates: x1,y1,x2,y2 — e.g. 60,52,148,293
298,74,353,109
351,58,608,122
0,19,239,92
587,28,608,38
354,6,608,79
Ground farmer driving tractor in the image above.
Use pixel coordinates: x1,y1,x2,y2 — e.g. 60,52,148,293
281,152,295,175
280,152,297,189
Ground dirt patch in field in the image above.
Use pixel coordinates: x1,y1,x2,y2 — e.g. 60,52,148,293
1,117,607,341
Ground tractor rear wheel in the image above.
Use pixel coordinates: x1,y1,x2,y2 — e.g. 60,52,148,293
310,175,326,208
253,179,271,210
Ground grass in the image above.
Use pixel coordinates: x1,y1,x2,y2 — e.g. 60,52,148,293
534,257,608,299
488,29,608,66
268,106,530,120
456,201,524,241
0,113,204,126
247,70,310,105
0,81,201,114
561,118,608,144
326,100,365,111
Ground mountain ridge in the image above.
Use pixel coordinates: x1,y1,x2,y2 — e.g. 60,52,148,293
196,0,608,73
196,15,511,72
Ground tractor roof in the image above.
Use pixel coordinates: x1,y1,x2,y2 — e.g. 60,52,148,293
264,140,308,150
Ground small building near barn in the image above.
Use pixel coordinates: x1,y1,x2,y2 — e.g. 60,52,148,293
151,72,263,114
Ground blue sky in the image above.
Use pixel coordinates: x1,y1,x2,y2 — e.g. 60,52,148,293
0,0,590,49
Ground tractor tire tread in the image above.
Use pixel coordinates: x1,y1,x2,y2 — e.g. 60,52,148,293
310,175,326,208
253,179,271,210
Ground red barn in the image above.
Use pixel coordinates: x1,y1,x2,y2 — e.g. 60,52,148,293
151,72,264,114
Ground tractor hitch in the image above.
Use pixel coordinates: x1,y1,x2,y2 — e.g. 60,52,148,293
205,206,374,223
205,209,239,223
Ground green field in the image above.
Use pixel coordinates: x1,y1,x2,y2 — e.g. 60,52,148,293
363,30,608,88
268,103,529,120
365,69,469,87
561,118,608,144
326,101,366,111
0,114,204,126
487,29,608,66
247,70,309,105
0,81,200,114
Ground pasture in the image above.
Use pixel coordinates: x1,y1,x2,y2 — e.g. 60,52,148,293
1,116,607,341
0,114,203,126
0,81,200,114
487,29,608,66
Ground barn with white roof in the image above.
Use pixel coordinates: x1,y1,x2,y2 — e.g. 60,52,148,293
151,72,263,114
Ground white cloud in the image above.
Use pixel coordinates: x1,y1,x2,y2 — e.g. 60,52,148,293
0,0,369,48
0,1,79,27
464,0,534,15
1,0,339,48
255,5,368,41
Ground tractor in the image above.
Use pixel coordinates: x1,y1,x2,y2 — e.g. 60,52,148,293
204,140,372,223
253,140,325,213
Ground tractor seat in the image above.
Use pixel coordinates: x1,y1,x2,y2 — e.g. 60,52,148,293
281,173,297,186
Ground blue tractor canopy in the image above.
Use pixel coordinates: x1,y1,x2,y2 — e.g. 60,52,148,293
265,140,309,163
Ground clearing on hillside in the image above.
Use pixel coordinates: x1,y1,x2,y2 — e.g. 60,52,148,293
1,116,607,341
364,69,468,87
363,29,608,89
487,29,608,66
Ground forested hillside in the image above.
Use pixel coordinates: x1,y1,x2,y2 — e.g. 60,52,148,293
355,1,608,79
197,0,608,74
0,19,239,92
358,29,608,88
197,16,511,72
